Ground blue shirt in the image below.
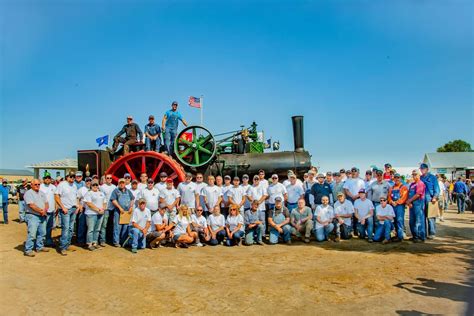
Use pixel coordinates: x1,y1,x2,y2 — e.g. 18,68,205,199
74,180,85,190
164,110,183,130
0,185,9,203
145,123,161,136
110,187,134,210
453,181,468,194
420,173,440,201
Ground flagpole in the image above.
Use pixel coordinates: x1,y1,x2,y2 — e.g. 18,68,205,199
200,95,204,126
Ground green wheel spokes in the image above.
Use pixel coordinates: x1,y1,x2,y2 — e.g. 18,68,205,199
174,125,217,168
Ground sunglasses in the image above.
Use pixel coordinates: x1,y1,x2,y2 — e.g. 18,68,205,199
32,184,40,186
92,184,99,187
106,177,112,180
380,199,387,202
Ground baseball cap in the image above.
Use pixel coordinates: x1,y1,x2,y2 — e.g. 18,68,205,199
339,169,346,173
131,179,138,184
394,173,401,178
224,175,231,180
159,172,168,177
148,115,154,119
118,178,126,183
337,192,345,197
253,175,259,180
166,178,173,183
185,172,193,178
326,172,332,176
75,171,83,177
85,177,92,182
91,180,99,185
308,170,316,175
316,173,325,178
138,198,147,205
289,173,297,178
275,197,283,202
351,167,359,172
242,174,249,179
43,174,51,179
233,176,240,181
271,174,278,179
333,172,340,176
258,169,265,174
124,173,131,178
67,171,75,178
384,163,392,168
358,188,366,194
376,169,383,175
147,179,154,184
287,170,294,175
2,179,7,183
127,115,133,119
92,175,99,179
420,163,429,169
365,170,372,175
172,101,178,105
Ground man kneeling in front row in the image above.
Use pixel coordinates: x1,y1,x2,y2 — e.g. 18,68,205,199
128,198,151,254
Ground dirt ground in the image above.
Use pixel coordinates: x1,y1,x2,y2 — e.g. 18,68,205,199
0,204,473,315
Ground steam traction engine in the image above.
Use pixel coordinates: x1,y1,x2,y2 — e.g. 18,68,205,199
78,116,311,185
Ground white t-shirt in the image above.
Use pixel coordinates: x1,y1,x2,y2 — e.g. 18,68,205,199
226,214,244,232
195,182,207,208
130,188,141,201
100,183,116,210
154,182,166,194
286,183,305,204
39,183,56,213
375,204,395,224
247,185,267,211
164,210,177,224
130,207,152,228
173,215,191,235
343,178,365,197
83,190,106,215
354,198,374,218
77,186,89,207
207,213,225,231
55,181,78,209
139,188,160,211
221,184,232,207
334,200,354,226
240,184,251,209
314,205,335,229
201,185,223,212
267,182,287,204
191,214,208,231
159,188,180,211
178,181,197,208
227,186,246,210
150,212,164,233
137,183,147,192
259,179,269,191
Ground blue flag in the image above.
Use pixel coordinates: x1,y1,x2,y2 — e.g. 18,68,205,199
96,135,109,146
266,138,271,146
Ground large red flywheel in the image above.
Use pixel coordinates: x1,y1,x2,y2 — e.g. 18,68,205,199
105,151,186,186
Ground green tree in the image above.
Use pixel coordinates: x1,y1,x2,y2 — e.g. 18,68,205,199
437,139,472,152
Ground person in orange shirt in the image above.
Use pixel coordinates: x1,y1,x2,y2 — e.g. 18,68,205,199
388,173,408,241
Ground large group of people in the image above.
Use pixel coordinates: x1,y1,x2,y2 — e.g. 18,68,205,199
1,160,472,257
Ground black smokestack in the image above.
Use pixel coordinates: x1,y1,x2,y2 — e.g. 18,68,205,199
292,116,304,152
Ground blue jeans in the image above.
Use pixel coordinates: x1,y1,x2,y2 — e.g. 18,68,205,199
18,201,25,222
86,214,103,244
76,211,87,244
99,210,110,244
209,230,226,245
409,200,425,241
287,203,298,212
1,202,8,223
145,137,161,152
374,221,393,242
113,209,129,245
164,128,177,155
25,213,47,253
245,224,265,244
59,207,77,250
45,212,55,246
334,220,352,239
456,194,466,213
357,217,374,240
393,204,405,241
129,227,146,250
269,224,292,244
226,230,244,246
314,223,335,241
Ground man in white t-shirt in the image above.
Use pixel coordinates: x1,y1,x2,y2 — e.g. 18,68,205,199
39,174,57,247
138,179,160,214
247,175,267,213
76,177,92,245
221,175,232,217
373,197,395,244
194,173,207,210
313,196,335,242
128,198,151,253
177,172,197,212
99,174,117,246
333,192,354,241
354,189,374,242
138,173,148,192
285,173,305,212
129,180,141,203
241,174,252,211
343,167,365,202
283,170,303,187
147,204,170,249
267,174,288,209
54,172,79,255
227,177,247,215
191,206,209,246
201,176,223,215
154,172,168,194
159,179,180,211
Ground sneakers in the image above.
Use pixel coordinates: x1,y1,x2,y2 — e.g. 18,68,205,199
257,240,265,246
427,235,435,240
131,248,138,254
286,240,292,245
382,240,391,245
36,248,50,253
335,236,341,243
113,243,120,248
150,237,161,249
196,242,204,247
24,252,35,257
439,217,445,222
99,242,106,247
88,245,96,251
60,250,68,256
368,239,373,243
304,238,310,243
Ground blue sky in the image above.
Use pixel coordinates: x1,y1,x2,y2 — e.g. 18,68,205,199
1,0,473,173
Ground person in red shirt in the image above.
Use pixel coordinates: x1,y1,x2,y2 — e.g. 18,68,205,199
383,163,392,181
406,170,426,242
388,173,408,241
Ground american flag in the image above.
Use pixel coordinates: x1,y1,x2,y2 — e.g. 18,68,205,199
188,96,201,108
